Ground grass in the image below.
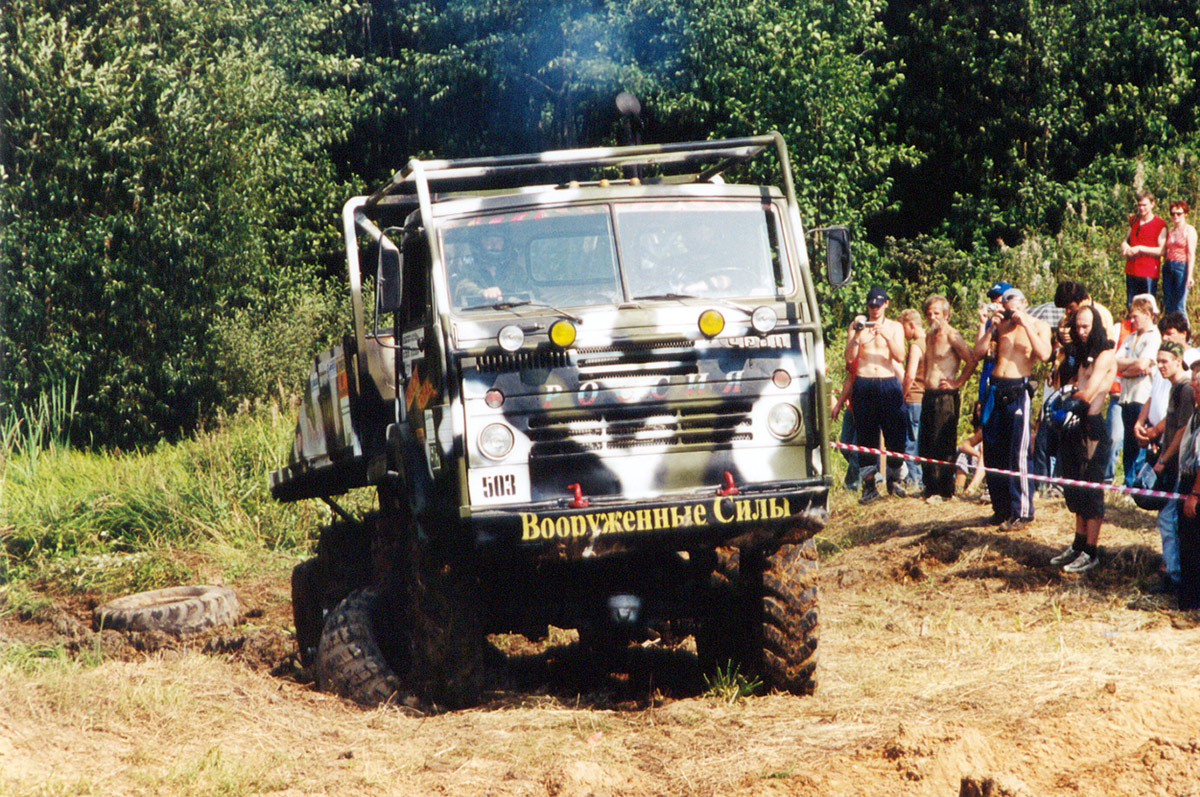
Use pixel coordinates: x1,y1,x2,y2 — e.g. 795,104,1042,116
0,394,345,598
702,660,762,703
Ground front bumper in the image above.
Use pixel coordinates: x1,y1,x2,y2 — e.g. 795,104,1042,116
466,479,828,556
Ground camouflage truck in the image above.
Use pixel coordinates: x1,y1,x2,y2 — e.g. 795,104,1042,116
271,134,851,708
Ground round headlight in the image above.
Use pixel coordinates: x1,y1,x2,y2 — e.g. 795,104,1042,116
751,306,778,334
549,319,577,348
497,325,525,352
767,403,802,439
479,423,515,460
698,309,725,338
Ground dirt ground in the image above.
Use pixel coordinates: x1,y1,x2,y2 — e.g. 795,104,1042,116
4,493,1200,796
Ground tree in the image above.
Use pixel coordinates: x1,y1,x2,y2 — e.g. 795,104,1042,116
1,0,360,444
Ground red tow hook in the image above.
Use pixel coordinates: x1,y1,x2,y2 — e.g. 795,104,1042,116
716,471,739,496
568,483,590,508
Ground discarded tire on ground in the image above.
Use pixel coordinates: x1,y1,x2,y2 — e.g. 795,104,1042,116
93,585,241,634
316,589,409,707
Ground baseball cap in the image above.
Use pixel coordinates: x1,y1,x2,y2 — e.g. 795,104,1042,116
1161,340,1186,361
987,281,1013,300
1001,287,1026,304
866,286,889,307
1131,292,1159,316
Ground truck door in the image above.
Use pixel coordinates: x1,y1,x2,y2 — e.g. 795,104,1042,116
396,223,445,496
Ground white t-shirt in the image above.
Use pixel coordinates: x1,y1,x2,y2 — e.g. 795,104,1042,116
1118,328,1162,404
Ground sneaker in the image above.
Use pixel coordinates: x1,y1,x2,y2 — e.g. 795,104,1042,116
1050,545,1081,567
1063,550,1100,573
999,517,1031,532
925,494,944,504
983,514,1007,526
889,482,908,498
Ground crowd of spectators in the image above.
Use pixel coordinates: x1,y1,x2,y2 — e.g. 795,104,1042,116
834,192,1200,605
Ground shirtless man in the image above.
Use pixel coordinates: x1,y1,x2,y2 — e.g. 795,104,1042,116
919,295,975,501
845,286,907,504
1050,305,1118,573
974,287,1052,529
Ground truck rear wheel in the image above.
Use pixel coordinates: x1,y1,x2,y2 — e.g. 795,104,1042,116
315,589,412,707
696,537,818,696
292,558,323,666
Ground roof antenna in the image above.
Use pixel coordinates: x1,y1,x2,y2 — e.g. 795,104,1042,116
616,92,642,179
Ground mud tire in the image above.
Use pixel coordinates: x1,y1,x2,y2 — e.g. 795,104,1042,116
758,539,819,695
94,585,240,635
696,537,818,696
315,589,411,707
292,558,323,666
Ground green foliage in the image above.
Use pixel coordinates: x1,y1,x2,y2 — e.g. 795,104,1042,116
1,0,359,445
6,0,1200,442
702,660,762,703
0,406,328,592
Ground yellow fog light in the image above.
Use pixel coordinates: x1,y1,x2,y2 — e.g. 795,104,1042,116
698,309,725,338
549,319,577,348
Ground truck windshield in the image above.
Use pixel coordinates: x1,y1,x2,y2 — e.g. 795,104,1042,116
615,202,786,300
443,200,787,311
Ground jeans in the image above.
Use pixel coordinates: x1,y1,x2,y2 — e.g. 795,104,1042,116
903,400,922,488
1104,397,1122,483
1120,402,1147,487
1163,259,1189,315
839,408,860,490
1158,479,1181,584
1125,274,1157,309
1032,410,1058,484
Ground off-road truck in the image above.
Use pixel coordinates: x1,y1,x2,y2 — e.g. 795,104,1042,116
270,134,851,708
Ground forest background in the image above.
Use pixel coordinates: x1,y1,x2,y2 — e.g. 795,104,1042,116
5,0,1200,447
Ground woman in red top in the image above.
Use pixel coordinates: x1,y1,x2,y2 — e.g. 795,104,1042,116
1121,191,1167,309
1162,200,1197,315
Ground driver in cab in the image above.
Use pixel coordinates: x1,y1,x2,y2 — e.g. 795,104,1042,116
451,229,525,306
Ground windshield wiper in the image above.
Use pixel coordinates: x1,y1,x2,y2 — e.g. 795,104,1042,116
632,293,757,316
461,299,582,323
631,293,698,301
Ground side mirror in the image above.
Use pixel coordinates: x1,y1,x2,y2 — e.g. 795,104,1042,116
377,235,402,313
824,227,852,287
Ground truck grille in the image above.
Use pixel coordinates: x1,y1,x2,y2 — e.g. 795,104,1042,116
526,399,754,457
476,349,571,373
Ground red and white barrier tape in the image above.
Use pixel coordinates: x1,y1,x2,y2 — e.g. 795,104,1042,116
830,440,1186,502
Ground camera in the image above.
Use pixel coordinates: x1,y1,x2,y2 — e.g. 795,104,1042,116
1002,309,1014,320
853,320,877,331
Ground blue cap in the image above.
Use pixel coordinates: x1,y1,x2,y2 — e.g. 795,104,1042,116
987,281,1013,300
866,286,889,307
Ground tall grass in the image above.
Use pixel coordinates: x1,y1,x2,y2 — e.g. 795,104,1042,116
0,395,336,596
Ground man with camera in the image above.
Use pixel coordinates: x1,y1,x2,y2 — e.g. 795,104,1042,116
845,286,908,504
974,286,1053,530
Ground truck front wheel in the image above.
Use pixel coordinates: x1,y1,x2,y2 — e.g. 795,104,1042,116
696,536,819,696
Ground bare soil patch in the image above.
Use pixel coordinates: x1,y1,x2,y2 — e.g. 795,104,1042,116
4,493,1200,795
